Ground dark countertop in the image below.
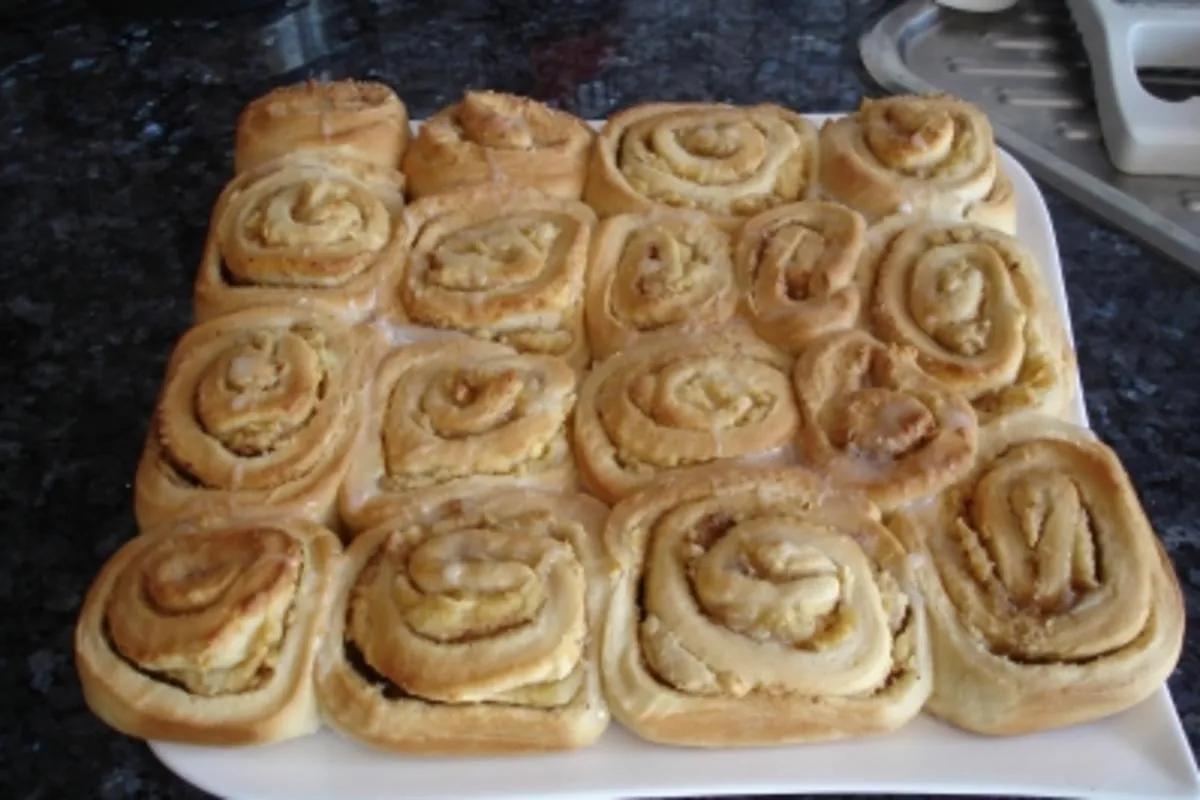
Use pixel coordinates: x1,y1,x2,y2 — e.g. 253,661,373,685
2,0,1196,797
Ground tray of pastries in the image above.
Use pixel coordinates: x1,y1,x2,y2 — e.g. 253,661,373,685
74,81,1197,798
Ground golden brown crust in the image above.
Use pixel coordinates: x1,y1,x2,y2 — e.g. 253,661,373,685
235,80,410,173
194,154,406,323
75,516,340,745
601,466,930,746
403,91,594,199
794,329,977,509
889,414,1185,734
734,201,865,353
586,211,738,360
339,337,578,532
819,94,1014,233
134,306,371,531
315,489,611,753
390,185,594,370
859,216,1075,422
573,326,799,502
585,102,818,228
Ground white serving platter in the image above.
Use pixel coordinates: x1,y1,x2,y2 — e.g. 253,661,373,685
151,115,1200,799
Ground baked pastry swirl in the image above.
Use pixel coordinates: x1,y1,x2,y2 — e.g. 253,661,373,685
820,95,1014,233
574,327,799,502
194,153,406,323
75,517,340,744
861,217,1073,421
734,201,865,353
794,330,977,509
134,306,368,530
403,90,594,199
316,490,611,752
394,186,594,368
602,466,930,746
889,415,1184,734
235,79,410,173
586,102,818,227
586,211,737,359
340,338,578,531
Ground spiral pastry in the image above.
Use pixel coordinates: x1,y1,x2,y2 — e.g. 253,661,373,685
795,330,977,509
890,414,1184,734
235,79,410,173
862,217,1074,422
586,211,737,359
574,327,799,502
602,466,929,746
403,90,594,199
734,201,865,353
194,153,407,323
340,338,578,531
134,306,369,530
820,94,1014,233
316,490,611,752
586,102,818,227
394,186,594,369
75,517,340,744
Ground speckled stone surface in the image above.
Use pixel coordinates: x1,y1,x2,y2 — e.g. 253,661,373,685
2,0,1196,797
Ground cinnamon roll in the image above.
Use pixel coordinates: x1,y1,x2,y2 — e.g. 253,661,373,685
794,330,977,509
316,490,611,752
586,102,818,227
574,327,799,502
586,211,737,360
134,306,369,531
75,517,340,744
235,79,410,173
339,338,578,531
889,414,1184,734
194,153,406,323
603,466,930,746
403,90,594,199
861,217,1074,421
393,186,594,368
734,201,865,353
820,94,1015,233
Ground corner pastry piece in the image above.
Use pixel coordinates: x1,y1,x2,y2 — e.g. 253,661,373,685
586,102,818,227
586,211,738,360
75,518,340,744
734,201,866,353
574,327,799,502
603,466,930,746
316,490,611,752
403,90,594,199
235,79,410,173
889,414,1184,734
393,185,594,368
194,153,406,323
795,330,977,509
861,217,1074,421
340,338,578,531
135,306,368,530
820,94,1015,233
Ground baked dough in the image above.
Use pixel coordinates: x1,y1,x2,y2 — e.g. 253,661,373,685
403,90,593,198
75,516,340,744
235,79,409,172
194,153,406,323
316,489,611,752
888,414,1184,734
586,102,818,227
339,338,577,531
602,465,930,746
586,210,737,360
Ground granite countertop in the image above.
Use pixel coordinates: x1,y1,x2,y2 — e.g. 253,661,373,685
2,0,1196,797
